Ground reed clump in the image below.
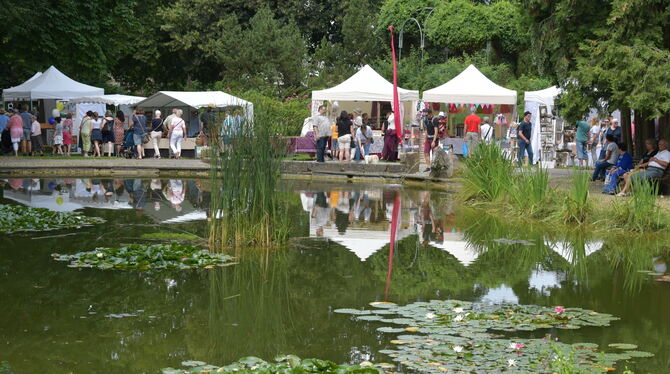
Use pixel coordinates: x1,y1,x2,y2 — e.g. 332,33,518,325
612,178,667,232
208,104,291,249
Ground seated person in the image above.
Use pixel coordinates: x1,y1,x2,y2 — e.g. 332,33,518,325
617,139,670,196
621,138,658,183
602,146,633,194
592,134,618,181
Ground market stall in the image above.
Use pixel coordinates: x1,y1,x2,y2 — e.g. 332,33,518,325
422,65,517,154
311,65,420,154
524,86,563,166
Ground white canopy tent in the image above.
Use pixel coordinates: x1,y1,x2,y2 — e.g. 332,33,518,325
68,94,146,106
2,66,103,101
423,65,517,105
524,86,562,164
135,91,253,118
311,65,419,126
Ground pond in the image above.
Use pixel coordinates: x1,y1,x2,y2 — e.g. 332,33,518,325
0,177,669,373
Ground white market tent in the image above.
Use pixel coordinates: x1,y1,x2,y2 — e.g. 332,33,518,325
1,72,43,100
136,91,253,117
312,65,419,102
68,94,146,106
2,66,103,101
311,65,419,126
423,65,517,105
524,86,562,164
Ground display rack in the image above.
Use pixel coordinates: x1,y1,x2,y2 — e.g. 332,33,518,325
538,105,564,167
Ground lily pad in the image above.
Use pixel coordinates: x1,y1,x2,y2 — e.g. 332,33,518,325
181,361,206,367
624,350,654,358
369,301,397,308
334,308,371,315
356,315,383,321
608,343,638,350
52,243,235,270
0,204,104,234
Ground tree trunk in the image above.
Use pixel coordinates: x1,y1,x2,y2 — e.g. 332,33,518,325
621,107,632,154
659,112,670,141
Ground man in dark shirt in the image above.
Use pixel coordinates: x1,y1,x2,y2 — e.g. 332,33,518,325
422,110,436,172
19,105,33,155
517,111,534,167
200,107,215,136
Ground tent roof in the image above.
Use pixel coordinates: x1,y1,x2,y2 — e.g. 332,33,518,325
1,72,43,96
312,65,419,102
68,94,146,106
523,86,561,107
2,66,103,101
423,65,517,105
135,91,253,110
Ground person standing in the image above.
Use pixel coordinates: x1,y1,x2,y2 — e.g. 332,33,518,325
20,105,32,155
53,117,64,155
587,117,601,167
464,106,481,155
102,111,116,157
422,110,436,171
312,105,331,163
354,118,372,161
131,108,147,159
90,112,103,157
517,111,534,167
80,111,92,157
169,109,186,159
113,111,125,156
382,111,399,161
0,109,9,155
199,106,214,139
336,111,354,162
150,110,164,158
575,118,591,168
9,109,23,156
62,113,73,156
480,116,494,144
30,115,43,156
606,118,622,146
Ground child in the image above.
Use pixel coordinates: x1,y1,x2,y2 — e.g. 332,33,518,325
53,117,64,155
62,113,73,156
30,116,44,156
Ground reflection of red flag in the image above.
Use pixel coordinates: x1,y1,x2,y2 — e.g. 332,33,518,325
389,26,402,145
385,192,401,301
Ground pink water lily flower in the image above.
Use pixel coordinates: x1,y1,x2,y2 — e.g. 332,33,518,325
554,306,565,314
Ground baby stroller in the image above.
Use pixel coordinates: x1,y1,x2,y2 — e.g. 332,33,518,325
119,130,137,159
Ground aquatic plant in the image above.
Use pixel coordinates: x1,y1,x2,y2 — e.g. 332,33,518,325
140,232,202,241
161,355,383,374
612,178,669,232
52,243,235,270
0,204,104,234
461,142,514,202
335,299,652,373
509,165,551,217
209,102,291,248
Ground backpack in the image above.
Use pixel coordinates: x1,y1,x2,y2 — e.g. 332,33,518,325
102,118,113,133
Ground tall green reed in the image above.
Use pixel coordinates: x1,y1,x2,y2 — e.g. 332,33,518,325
461,143,514,202
612,178,668,232
209,104,291,249
555,171,591,224
509,165,551,217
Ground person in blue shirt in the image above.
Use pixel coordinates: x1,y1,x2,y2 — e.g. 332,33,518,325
517,111,533,167
0,109,9,154
602,145,633,194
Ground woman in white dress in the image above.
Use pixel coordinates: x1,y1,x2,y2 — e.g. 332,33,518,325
169,109,186,159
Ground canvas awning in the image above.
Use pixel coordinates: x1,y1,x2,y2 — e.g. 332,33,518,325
68,94,146,106
136,91,253,112
422,65,517,105
312,65,419,102
523,86,561,107
2,66,104,101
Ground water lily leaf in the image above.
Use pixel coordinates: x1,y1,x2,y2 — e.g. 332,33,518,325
572,343,599,349
624,351,654,358
405,327,420,332
334,308,371,315
356,315,383,321
377,327,406,333
608,343,638,350
162,368,185,374
370,301,397,308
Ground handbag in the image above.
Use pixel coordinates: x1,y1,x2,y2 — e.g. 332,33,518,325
195,133,207,146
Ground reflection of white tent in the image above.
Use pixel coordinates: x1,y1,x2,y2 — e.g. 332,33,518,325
311,65,419,126
2,66,103,100
322,227,412,261
429,240,479,266
423,65,517,105
68,94,146,106
545,240,603,263
528,269,562,296
136,91,253,117
3,191,83,212
524,86,562,164
480,285,519,304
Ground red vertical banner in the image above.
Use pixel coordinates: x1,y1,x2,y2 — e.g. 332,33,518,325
384,192,401,301
389,26,402,144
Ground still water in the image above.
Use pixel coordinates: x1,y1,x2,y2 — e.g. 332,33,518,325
1,178,669,373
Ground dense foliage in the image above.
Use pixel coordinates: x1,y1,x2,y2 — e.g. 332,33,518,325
1,0,669,141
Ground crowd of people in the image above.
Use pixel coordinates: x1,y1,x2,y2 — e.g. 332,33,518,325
572,116,670,195
312,106,380,163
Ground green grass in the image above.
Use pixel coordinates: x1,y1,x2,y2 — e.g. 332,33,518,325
612,178,667,232
555,170,591,225
461,142,514,202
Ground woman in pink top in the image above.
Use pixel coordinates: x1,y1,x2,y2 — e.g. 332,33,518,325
62,113,73,156
8,110,23,156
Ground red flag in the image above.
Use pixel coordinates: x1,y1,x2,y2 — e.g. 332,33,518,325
389,26,402,145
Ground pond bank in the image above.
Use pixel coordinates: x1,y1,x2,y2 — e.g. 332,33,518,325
0,158,458,187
